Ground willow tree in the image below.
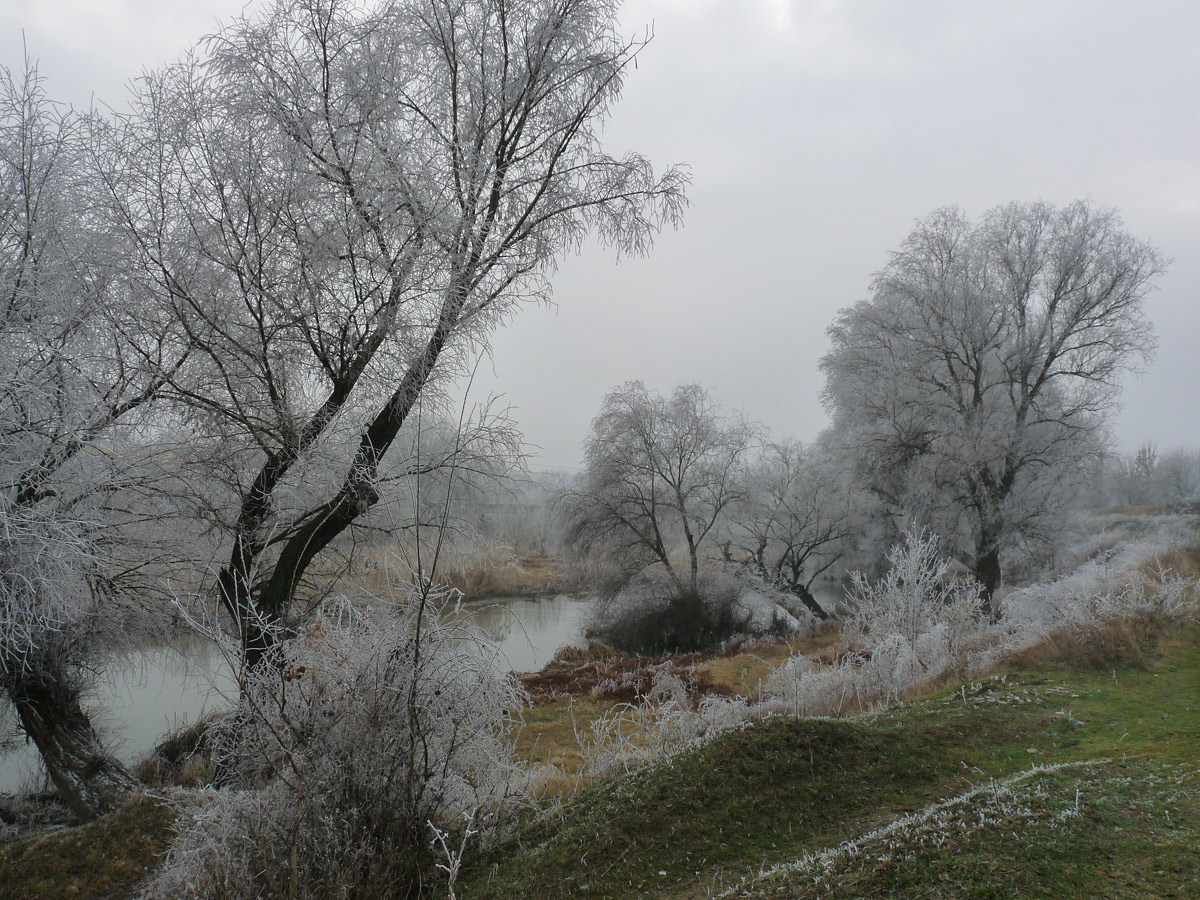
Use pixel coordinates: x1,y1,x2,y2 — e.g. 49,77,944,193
1,60,188,820
821,201,1162,610
104,0,687,665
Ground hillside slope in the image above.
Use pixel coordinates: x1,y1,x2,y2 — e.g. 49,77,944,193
464,624,1200,899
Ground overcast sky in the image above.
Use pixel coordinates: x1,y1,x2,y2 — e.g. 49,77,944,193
4,0,1197,471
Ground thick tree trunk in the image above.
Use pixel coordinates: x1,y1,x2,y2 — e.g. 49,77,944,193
792,586,830,621
6,659,137,822
974,549,1002,619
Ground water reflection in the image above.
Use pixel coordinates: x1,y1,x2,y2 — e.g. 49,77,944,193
452,593,591,673
0,595,589,795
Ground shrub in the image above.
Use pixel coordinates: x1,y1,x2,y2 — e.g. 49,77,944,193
147,600,527,900
586,572,808,654
847,528,984,672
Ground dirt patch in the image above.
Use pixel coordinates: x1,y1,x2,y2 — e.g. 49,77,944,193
519,643,736,705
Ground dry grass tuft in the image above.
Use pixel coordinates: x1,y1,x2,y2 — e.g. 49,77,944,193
133,715,223,789
1004,612,1173,672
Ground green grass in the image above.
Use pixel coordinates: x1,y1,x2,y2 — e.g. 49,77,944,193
463,623,1200,900
743,760,1200,900
0,794,177,900
5,623,1198,899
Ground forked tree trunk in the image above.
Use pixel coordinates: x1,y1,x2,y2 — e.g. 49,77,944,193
6,657,137,822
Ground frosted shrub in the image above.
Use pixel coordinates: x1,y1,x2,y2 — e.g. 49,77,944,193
570,518,1197,779
756,530,985,719
848,528,984,670
762,652,865,718
149,602,527,900
1004,554,1194,634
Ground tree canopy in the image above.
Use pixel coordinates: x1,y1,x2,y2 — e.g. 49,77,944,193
821,200,1163,606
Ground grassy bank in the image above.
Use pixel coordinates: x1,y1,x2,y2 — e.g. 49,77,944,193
0,795,177,899
464,623,1200,899
3,595,1196,898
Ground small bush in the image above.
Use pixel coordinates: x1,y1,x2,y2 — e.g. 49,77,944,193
586,572,807,654
847,528,984,667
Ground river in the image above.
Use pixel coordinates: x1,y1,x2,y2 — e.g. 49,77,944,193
0,594,592,796
1,586,843,795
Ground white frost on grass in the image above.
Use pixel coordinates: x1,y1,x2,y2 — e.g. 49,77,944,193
713,759,1111,899
574,516,1199,779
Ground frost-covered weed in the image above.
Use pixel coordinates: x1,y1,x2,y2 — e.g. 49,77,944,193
147,601,528,900
848,529,983,665
757,530,983,718
572,667,759,779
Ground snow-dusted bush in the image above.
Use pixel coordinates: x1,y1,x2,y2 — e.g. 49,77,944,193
848,529,983,664
148,601,527,900
1003,562,1190,635
587,570,811,654
570,517,1198,783
573,667,754,778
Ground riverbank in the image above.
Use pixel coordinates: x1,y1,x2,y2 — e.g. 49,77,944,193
465,619,1200,899
3,608,1197,899
4,523,1196,899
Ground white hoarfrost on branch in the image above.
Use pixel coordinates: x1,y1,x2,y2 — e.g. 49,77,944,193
102,0,688,667
1,57,184,820
148,598,529,900
821,201,1164,609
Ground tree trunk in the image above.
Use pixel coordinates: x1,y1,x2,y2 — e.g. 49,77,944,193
792,586,829,621
974,548,1002,619
6,658,137,822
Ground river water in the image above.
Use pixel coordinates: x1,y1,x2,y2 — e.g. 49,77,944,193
0,594,592,796
1,587,843,795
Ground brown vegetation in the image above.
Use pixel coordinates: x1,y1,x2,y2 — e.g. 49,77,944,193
352,546,579,601
519,631,847,705
132,717,221,789
519,643,734,705
1003,611,1175,672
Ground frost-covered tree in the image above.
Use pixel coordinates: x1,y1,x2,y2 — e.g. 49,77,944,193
0,60,188,819
1153,448,1200,510
822,201,1162,611
103,0,687,666
565,382,755,597
721,439,858,618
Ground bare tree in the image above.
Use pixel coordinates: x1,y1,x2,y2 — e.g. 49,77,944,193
721,439,858,618
564,382,755,597
0,59,188,819
101,0,687,667
822,201,1163,611
1154,448,1200,511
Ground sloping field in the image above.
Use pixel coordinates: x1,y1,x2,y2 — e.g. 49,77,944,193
463,624,1200,899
